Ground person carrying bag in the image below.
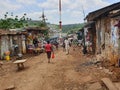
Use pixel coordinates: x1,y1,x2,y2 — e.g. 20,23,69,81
45,41,53,63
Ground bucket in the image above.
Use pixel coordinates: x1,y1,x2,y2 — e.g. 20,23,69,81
6,55,10,61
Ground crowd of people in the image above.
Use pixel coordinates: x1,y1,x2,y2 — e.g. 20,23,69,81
31,33,92,63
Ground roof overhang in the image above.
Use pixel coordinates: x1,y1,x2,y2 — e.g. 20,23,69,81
25,27,49,31
85,2,120,21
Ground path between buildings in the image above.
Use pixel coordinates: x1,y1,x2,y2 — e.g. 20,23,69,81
0,47,111,90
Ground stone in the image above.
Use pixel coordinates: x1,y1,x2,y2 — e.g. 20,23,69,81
99,67,103,70
82,76,92,83
5,84,15,90
103,68,113,74
88,82,102,90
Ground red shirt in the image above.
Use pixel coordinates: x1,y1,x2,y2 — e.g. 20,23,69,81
45,44,52,52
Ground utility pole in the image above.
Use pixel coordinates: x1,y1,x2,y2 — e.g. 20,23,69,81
59,0,62,38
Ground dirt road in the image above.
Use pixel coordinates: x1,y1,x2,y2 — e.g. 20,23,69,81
0,48,110,90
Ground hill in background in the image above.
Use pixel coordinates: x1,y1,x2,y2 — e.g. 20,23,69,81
26,20,84,34
62,23,84,33
48,23,84,34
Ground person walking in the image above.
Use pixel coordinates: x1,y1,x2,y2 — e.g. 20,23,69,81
64,37,70,55
45,41,53,63
33,37,38,48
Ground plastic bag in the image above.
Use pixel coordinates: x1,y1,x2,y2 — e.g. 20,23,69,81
51,53,55,59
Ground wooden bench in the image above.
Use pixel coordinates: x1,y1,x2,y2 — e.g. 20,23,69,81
13,59,27,70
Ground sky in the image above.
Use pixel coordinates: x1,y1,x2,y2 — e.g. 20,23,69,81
0,0,119,25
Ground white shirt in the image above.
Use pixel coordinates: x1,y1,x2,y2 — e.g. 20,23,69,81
64,39,69,49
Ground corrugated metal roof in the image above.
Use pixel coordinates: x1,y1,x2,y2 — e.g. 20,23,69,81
86,2,120,21
0,29,21,35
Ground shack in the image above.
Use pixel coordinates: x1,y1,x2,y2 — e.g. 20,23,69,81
85,2,120,65
0,29,25,59
25,27,49,53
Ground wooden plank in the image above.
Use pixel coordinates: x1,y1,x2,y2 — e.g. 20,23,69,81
101,78,118,90
13,59,27,64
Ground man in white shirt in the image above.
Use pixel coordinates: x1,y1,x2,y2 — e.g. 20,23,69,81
64,37,70,55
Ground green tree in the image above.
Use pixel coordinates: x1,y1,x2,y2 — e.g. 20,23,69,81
0,12,29,29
